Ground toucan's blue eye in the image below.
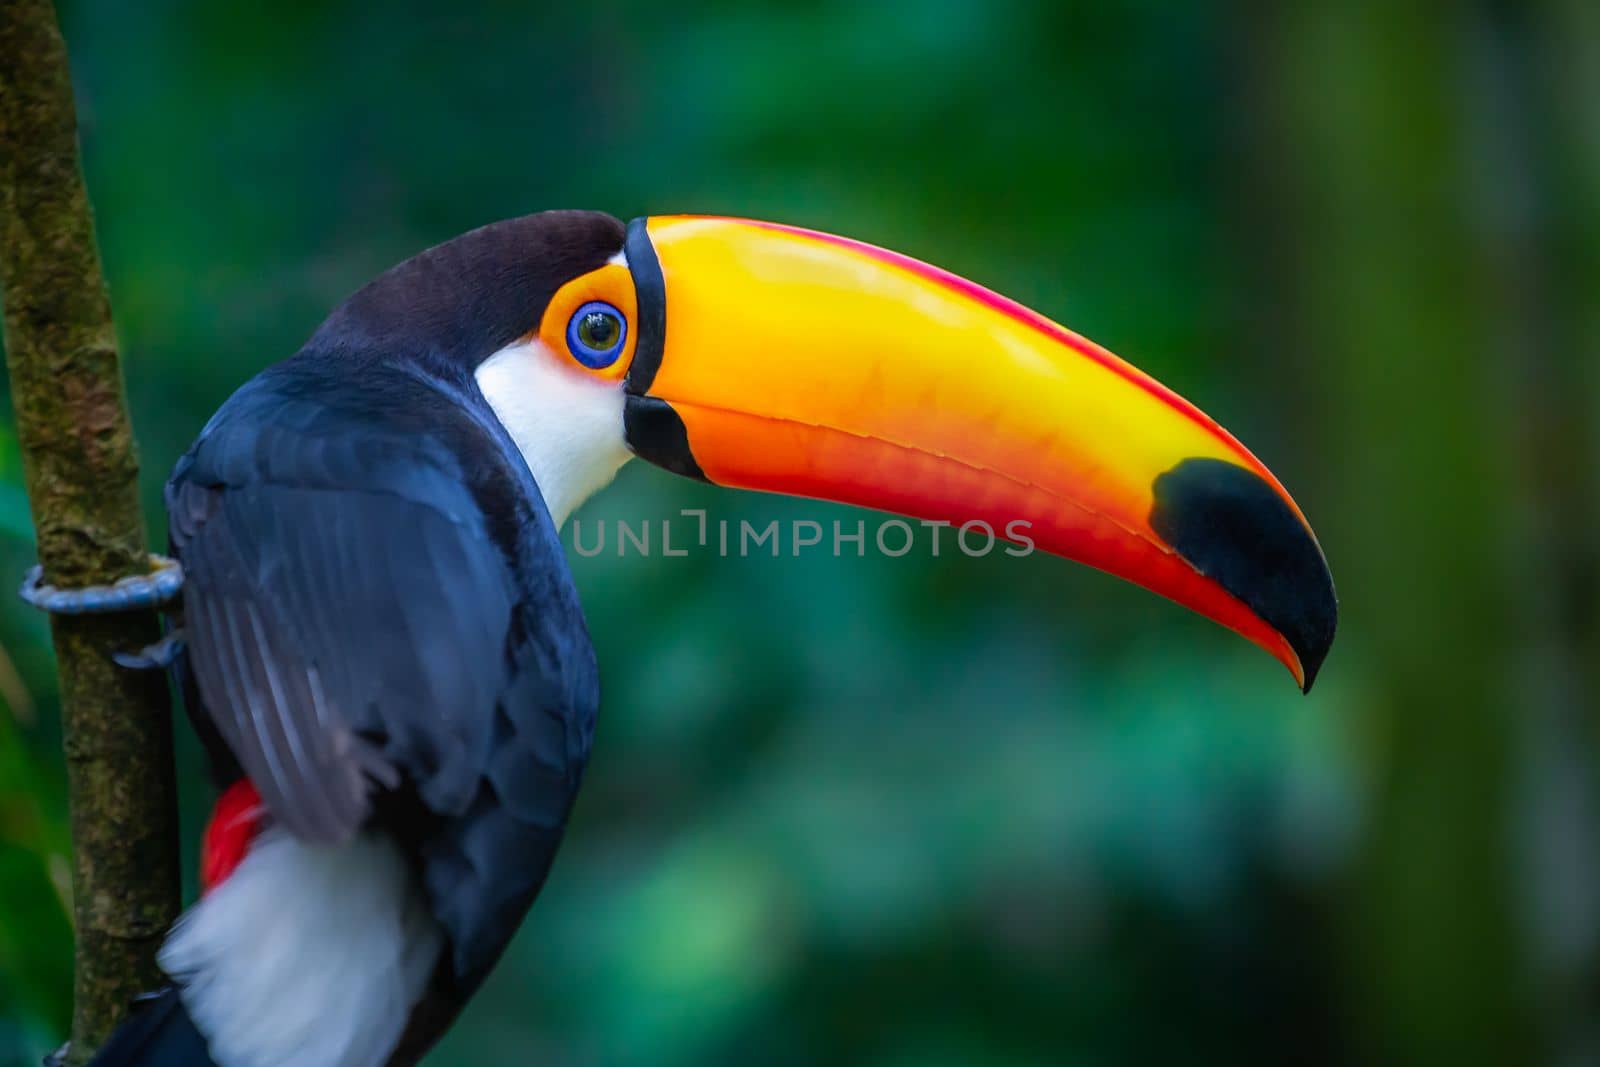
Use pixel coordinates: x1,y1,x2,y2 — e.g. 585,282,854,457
566,301,627,369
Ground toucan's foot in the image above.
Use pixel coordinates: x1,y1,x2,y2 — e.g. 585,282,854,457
19,554,183,616
114,628,187,671
43,1041,68,1067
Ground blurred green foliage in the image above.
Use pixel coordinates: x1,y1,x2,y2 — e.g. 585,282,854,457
1,1,1596,1065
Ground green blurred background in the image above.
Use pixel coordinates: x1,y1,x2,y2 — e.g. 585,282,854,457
2,1,1598,1064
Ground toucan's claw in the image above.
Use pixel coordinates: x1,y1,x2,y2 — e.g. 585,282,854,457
113,629,187,671
18,554,184,616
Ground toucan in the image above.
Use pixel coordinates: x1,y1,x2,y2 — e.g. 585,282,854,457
89,211,1335,1067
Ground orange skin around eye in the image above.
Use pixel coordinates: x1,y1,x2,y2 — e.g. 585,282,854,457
535,263,639,382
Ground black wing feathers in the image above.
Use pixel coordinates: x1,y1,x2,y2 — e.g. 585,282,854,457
169,355,599,988
170,365,519,842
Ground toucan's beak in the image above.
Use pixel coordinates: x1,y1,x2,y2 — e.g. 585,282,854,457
620,216,1337,691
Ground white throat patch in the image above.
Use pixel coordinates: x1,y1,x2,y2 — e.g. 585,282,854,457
475,339,633,528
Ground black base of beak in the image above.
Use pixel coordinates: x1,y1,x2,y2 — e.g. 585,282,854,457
624,396,707,482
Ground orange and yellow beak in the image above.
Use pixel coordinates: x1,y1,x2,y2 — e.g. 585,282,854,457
617,216,1336,690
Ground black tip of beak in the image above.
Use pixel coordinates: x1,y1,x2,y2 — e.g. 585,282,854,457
1150,458,1337,693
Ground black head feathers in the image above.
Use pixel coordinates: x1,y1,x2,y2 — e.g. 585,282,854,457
305,210,625,369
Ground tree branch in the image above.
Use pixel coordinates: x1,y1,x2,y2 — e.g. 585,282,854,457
0,1,180,1062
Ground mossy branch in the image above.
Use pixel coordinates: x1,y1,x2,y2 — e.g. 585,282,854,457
0,1,180,1062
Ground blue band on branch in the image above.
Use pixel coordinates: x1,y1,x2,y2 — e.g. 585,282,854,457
18,553,184,615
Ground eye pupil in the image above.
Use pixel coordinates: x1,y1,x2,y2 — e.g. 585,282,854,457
579,312,617,348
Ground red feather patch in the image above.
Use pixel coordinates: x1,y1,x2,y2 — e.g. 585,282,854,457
200,779,264,892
